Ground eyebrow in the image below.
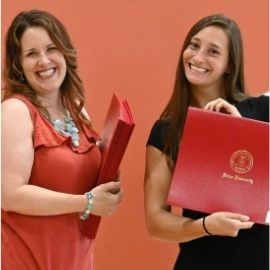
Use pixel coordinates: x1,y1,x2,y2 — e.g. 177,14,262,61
22,43,55,53
22,48,35,53
191,37,222,49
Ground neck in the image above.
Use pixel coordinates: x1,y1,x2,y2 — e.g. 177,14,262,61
190,84,226,108
37,93,65,120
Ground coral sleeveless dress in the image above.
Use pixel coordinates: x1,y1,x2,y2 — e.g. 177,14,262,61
2,95,102,270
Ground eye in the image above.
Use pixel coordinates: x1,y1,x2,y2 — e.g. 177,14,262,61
47,46,58,52
188,41,199,50
25,51,37,58
208,48,220,56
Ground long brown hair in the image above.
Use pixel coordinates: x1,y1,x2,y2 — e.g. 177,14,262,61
160,14,247,165
3,9,91,126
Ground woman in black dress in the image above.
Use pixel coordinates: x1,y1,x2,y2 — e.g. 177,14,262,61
144,14,269,270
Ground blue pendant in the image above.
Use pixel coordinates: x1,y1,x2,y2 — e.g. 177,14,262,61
52,110,80,147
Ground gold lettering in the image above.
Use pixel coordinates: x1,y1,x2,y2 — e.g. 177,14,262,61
234,175,253,184
222,172,254,184
222,172,233,179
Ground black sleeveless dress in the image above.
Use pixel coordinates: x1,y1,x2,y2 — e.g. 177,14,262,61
147,95,269,270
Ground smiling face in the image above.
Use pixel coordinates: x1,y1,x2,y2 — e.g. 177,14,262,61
20,26,67,96
183,25,229,92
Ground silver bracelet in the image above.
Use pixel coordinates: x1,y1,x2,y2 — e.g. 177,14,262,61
79,192,94,220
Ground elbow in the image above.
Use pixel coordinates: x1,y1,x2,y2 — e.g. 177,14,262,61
145,216,167,241
145,220,157,238
2,203,12,212
2,197,13,212
1,192,18,212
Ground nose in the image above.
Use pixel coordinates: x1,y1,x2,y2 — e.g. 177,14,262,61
38,52,50,66
192,49,206,64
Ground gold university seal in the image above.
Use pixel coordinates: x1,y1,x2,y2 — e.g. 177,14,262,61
230,150,253,174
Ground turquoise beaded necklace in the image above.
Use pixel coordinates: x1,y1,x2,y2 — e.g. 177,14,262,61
52,110,80,147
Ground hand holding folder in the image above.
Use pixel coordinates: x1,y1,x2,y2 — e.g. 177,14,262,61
82,94,135,239
167,107,269,224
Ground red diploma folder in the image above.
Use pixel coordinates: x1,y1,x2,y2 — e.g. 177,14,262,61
167,107,269,224
82,94,135,238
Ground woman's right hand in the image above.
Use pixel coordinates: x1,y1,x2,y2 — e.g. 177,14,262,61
203,212,254,237
204,98,242,117
89,181,123,217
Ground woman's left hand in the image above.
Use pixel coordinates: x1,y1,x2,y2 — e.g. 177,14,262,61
204,98,242,117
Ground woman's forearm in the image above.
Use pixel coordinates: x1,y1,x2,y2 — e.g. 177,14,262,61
146,210,207,243
2,184,86,216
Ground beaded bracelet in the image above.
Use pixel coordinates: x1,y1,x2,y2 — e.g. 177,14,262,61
79,192,94,220
202,216,213,236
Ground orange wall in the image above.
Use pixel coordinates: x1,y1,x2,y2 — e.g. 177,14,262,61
2,1,269,269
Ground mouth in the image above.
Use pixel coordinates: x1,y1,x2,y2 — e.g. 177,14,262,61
36,68,56,79
189,64,208,73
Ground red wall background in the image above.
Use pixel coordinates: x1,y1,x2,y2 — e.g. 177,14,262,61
2,1,268,269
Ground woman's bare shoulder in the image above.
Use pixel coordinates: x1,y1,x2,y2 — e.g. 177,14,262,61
2,97,30,114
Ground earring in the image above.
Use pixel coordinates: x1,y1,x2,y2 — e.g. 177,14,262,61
12,63,25,82
19,72,25,82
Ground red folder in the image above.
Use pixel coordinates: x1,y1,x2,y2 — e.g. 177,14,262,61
82,94,135,238
167,107,269,224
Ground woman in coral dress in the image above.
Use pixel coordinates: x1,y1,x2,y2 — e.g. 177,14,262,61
2,9,123,270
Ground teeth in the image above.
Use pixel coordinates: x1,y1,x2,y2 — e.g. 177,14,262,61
37,68,55,78
190,64,207,73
